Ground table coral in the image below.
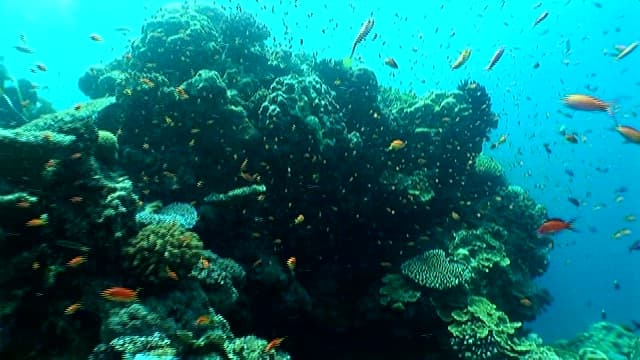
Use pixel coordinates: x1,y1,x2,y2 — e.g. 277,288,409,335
401,249,472,290
124,223,203,283
135,202,199,229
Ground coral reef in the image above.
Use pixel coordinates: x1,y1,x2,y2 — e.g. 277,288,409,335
0,2,563,359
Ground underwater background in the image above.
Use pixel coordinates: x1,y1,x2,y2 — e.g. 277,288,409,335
0,0,639,359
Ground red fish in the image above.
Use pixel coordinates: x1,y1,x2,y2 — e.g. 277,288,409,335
485,46,504,71
350,18,374,58
537,218,576,234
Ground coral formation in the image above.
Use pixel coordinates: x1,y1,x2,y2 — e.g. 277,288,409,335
135,202,199,229
124,223,203,283
401,249,472,289
378,273,421,312
448,296,539,359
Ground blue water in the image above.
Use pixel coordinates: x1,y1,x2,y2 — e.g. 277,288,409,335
1,0,638,343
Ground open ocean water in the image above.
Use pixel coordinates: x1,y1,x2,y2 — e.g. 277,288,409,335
0,0,639,359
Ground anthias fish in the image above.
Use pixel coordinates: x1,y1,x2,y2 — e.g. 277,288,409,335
537,218,577,234
350,18,374,58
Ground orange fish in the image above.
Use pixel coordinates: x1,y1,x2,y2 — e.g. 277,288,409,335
615,125,640,144
69,196,84,203
101,287,139,302
140,78,155,88
286,257,297,271
26,217,47,227
519,298,533,307
64,302,83,315
350,18,375,58
264,337,285,352
384,57,398,69
194,315,210,326
89,33,103,42
175,86,189,100
166,267,179,280
16,200,31,208
200,256,210,268
562,94,613,115
537,218,576,234
66,255,87,268
387,139,406,151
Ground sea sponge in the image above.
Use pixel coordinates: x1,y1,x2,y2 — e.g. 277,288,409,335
96,129,119,163
124,223,203,283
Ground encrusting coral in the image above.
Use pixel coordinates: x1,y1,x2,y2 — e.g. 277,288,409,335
124,222,203,283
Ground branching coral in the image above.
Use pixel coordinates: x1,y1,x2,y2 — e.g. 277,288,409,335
190,250,246,306
449,226,510,273
448,296,538,359
124,223,203,283
401,249,472,290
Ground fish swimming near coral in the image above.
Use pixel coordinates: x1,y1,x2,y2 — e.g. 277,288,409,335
562,94,614,115
537,218,577,234
101,287,139,302
349,18,374,59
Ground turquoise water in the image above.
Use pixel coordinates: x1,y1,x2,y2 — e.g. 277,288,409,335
1,0,639,355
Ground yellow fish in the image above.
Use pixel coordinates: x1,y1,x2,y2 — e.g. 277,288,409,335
451,49,471,70
387,139,406,151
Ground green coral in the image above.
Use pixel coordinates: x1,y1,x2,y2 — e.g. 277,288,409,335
474,154,504,178
124,223,203,283
96,129,119,162
109,332,176,356
378,273,421,312
449,226,510,273
448,296,538,359
401,249,472,289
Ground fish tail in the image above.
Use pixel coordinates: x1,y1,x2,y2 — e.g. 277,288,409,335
567,217,579,232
